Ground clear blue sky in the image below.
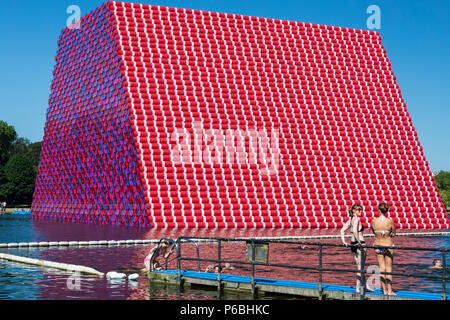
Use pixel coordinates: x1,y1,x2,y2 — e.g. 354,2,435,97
0,0,449,172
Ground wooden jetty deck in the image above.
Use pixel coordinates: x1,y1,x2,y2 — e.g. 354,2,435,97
149,269,447,300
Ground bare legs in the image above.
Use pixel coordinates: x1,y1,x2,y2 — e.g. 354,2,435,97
384,251,396,295
353,248,367,293
376,250,396,295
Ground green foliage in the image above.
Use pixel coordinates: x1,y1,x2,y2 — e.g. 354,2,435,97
435,171,450,208
435,171,450,191
0,182,15,205
0,120,17,166
0,121,41,205
439,189,450,208
0,165,6,185
28,142,42,167
4,154,36,185
10,137,31,155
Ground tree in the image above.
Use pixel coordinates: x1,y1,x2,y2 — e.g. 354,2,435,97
10,137,31,155
0,121,41,206
434,171,450,191
0,120,17,166
27,141,42,167
0,165,6,185
0,181,15,205
3,153,36,205
439,189,450,208
435,171,450,208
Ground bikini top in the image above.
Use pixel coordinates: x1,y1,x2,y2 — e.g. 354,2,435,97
351,216,364,232
374,216,391,236
374,229,391,236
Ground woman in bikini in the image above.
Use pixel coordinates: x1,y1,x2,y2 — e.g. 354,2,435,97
371,202,396,295
340,204,369,293
142,240,172,272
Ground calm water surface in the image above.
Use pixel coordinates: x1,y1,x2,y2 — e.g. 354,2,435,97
0,213,448,300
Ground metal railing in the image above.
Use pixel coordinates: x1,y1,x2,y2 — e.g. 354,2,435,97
148,237,177,272
170,236,449,300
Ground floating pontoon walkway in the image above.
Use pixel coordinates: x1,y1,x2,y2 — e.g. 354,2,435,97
149,269,447,300
0,253,104,277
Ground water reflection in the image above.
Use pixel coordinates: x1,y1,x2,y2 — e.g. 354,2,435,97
0,214,448,299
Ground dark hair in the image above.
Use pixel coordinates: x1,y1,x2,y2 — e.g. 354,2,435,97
160,239,171,246
433,259,441,266
348,204,363,216
378,203,389,215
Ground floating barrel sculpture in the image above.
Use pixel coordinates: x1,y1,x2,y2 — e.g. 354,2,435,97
32,1,449,229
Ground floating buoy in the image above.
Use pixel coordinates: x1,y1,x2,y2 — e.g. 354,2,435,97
128,273,139,281
106,271,127,279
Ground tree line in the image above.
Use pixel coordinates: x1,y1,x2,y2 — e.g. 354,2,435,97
0,120,41,206
434,171,450,210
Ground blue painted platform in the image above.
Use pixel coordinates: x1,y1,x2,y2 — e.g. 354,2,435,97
11,209,31,215
152,269,447,300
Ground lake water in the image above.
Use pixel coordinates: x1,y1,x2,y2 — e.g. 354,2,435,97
0,213,448,300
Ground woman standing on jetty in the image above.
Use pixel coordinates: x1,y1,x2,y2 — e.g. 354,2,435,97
371,202,396,295
340,204,369,293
